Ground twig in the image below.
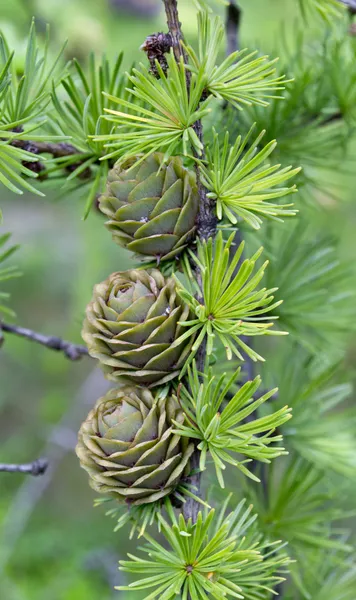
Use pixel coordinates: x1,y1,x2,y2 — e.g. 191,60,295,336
0,369,111,575
162,0,186,62
193,121,217,242
0,322,89,361
0,459,48,476
163,1,216,243
274,582,284,597
11,139,80,159
10,138,92,179
226,1,241,55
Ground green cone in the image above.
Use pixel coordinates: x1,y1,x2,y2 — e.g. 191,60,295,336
99,153,199,262
82,269,193,387
76,386,194,505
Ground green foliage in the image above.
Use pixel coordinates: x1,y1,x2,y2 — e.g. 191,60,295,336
51,53,126,217
323,34,356,121
229,32,355,205
184,11,287,109
269,351,356,477
0,19,65,127
118,498,290,600
96,496,167,540
264,220,356,351
175,231,286,364
247,458,353,591
200,125,300,229
194,0,228,10
298,0,346,23
96,10,288,166
96,53,211,163
0,212,21,317
284,551,356,600
235,109,348,206
1,3,355,599
0,136,44,195
95,482,208,541
0,20,65,195
173,362,291,486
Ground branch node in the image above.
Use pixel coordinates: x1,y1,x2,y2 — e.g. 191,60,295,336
141,32,173,76
30,458,49,476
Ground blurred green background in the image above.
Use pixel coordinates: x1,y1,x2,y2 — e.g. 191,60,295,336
0,1,355,599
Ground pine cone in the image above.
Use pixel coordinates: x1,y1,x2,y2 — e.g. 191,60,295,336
82,269,193,386
99,153,199,262
76,386,194,505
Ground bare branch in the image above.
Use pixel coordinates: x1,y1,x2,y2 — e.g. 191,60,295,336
0,322,89,361
11,139,81,159
0,459,48,476
0,369,110,575
226,1,241,55
10,137,92,180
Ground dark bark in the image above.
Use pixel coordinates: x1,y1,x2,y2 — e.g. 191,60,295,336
274,581,284,597
11,139,81,159
161,1,218,539
162,0,186,62
226,1,241,55
0,322,89,361
140,32,172,76
192,119,218,242
10,138,92,179
0,459,48,476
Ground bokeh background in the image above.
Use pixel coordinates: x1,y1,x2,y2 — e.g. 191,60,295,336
0,1,355,599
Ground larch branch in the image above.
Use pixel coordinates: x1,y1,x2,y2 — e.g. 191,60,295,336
1,322,89,361
0,459,48,476
160,0,219,534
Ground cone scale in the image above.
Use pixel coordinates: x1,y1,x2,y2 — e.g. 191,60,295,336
82,268,193,387
99,153,199,262
76,386,194,505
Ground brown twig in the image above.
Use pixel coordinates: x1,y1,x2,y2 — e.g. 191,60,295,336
10,138,92,179
162,0,186,63
11,139,81,159
0,459,48,476
140,32,172,76
0,322,89,361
